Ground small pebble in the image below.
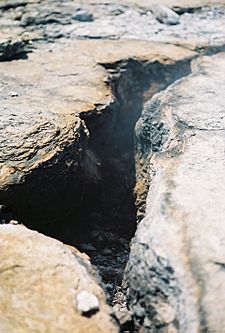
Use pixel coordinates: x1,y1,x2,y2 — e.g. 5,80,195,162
151,4,179,25
9,220,19,225
10,91,19,97
73,9,93,22
76,291,99,315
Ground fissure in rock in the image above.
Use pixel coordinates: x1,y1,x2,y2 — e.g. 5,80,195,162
0,57,192,323
74,59,193,300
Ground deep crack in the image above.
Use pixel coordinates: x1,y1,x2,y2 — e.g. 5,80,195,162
1,46,224,332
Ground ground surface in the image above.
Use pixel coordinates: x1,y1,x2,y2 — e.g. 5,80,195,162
0,1,225,332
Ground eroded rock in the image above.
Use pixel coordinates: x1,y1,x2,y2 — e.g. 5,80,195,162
0,0,224,52
0,39,195,240
0,1,225,332
73,8,94,22
76,290,100,315
125,52,225,332
151,4,180,25
0,224,119,333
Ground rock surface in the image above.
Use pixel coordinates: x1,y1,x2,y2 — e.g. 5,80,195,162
0,0,225,52
0,39,195,237
0,224,118,333
0,0,225,332
151,4,180,25
125,52,225,332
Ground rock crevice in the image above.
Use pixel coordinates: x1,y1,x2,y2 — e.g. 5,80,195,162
0,1,225,331
125,52,225,333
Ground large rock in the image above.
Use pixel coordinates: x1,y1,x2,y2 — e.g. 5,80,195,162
0,1,225,331
125,52,225,332
0,39,195,237
0,224,119,333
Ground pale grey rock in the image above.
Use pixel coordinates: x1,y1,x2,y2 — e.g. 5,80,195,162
76,290,100,315
9,219,19,225
125,52,225,332
9,91,19,97
151,4,180,25
73,9,93,22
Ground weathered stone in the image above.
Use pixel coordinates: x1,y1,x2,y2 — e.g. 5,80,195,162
0,0,224,52
76,290,100,315
151,4,180,25
0,224,118,333
0,1,225,331
0,39,195,237
125,52,225,332
73,9,93,22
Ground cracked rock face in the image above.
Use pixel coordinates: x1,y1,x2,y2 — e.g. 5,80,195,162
0,224,118,333
0,0,225,332
0,38,195,238
125,53,225,333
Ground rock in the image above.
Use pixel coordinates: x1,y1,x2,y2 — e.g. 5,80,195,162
151,4,180,25
9,91,19,97
0,0,224,50
0,38,29,61
0,38,195,239
0,224,119,333
113,304,132,327
9,219,19,225
125,53,225,332
0,0,27,10
73,9,94,22
0,2,224,331
76,290,100,315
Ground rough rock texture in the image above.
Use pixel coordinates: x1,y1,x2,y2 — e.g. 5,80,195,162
1,0,225,54
151,4,180,25
0,224,118,333
0,1,225,332
0,39,195,239
125,52,225,332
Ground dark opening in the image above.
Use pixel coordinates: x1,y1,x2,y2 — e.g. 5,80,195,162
0,57,192,304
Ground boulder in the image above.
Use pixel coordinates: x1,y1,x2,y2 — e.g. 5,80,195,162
125,52,225,332
0,224,119,333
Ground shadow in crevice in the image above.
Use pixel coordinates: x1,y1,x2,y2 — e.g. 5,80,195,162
0,57,193,304
75,58,193,300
